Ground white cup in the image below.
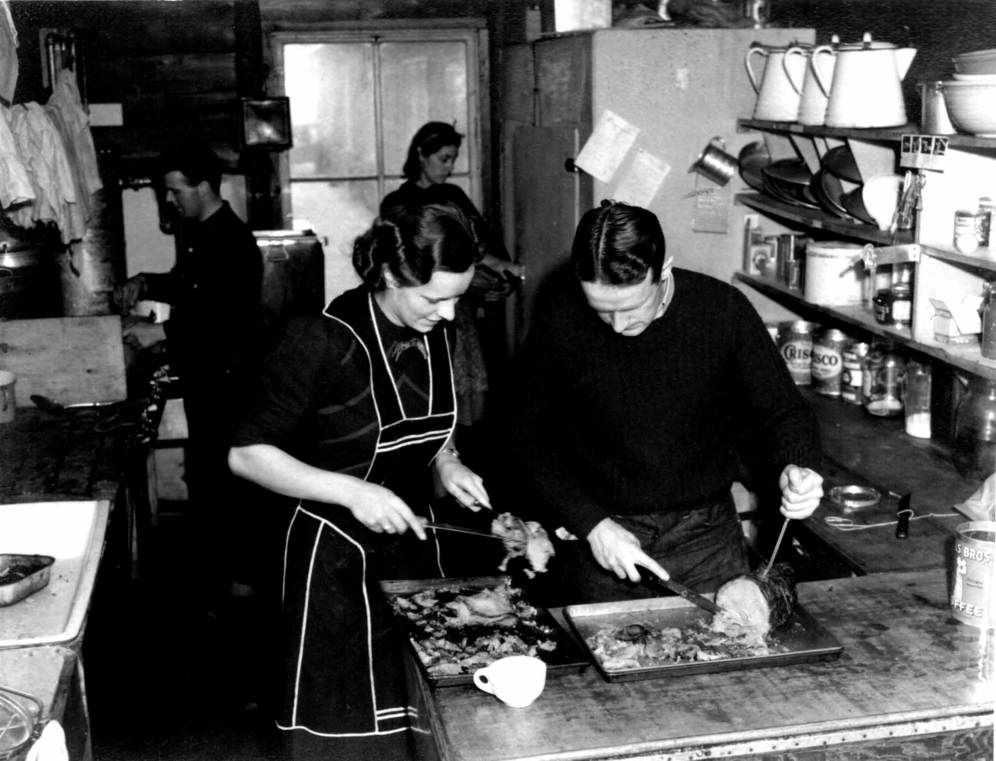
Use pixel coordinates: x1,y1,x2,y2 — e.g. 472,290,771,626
0,370,16,425
472,655,546,708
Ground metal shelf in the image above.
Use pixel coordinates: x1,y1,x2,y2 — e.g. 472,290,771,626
735,272,996,381
919,244,996,275
737,119,996,150
736,193,913,245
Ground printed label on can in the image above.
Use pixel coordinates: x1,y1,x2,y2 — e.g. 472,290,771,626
781,340,812,385
811,343,843,396
841,353,863,403
951,522,995,628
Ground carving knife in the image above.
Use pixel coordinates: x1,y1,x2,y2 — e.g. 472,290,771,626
422,522,502,541
641,572,723,615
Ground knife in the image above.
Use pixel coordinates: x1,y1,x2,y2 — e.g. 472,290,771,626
641,572,723,615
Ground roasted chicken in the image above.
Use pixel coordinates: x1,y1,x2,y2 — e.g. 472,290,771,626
490,512,555,578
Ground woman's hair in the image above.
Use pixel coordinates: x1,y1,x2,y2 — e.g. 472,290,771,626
353,202,477,290
402,121,463,180
571,200,667,285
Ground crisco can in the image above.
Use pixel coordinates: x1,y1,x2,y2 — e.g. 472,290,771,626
841,341,869,404
778,320,816,385
811,328,847,397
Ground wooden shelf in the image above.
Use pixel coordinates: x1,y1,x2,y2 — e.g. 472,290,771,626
735,272,996,380
736,192,913,245
738,118,996,150
919,243,996,275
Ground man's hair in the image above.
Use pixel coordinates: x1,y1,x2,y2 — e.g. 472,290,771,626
571,200,667,285
158,142,223,194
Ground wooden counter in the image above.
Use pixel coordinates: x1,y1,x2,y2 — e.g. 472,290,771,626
411,571,994,761
788,391,983,576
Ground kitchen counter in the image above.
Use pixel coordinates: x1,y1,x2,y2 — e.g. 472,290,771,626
788,390,981,576
410,570,994,761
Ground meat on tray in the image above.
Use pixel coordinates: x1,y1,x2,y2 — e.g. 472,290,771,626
711,562,798,642
490,513,555,578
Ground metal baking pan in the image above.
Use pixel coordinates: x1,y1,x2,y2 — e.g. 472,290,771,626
0,555,55,607
381,575,588,687
565,595,843,682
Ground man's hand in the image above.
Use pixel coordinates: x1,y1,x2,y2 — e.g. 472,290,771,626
778,465,824,520
114,275,147,314
587,518,670,583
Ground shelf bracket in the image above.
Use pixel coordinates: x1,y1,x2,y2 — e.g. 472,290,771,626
860,243,921,269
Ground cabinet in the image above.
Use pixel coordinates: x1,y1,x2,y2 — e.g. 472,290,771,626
734,118,996,383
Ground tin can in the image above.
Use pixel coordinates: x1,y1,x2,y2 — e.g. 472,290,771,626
954,209,984,255
811,328,847,397
778,320,816,386
951,521,996,629
841,341,869,404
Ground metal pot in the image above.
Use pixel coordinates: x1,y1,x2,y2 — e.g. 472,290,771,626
0,242,62,320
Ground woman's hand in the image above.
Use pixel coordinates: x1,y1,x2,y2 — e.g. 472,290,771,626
778,465,824,520
587,518,670,583
343,480,428,539
435,451,491,510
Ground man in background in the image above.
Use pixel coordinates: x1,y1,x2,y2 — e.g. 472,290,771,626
115,142,264,612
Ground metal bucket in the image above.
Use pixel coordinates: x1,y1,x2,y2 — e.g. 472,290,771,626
951,521,996,628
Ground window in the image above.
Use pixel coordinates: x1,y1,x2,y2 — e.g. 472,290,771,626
272,25,485,300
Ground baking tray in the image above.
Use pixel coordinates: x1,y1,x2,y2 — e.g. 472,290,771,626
565,596,843,682
0,555,55,607
381,575,588,687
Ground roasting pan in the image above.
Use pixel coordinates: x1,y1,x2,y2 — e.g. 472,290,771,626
565,596,843,682
381,575,588,687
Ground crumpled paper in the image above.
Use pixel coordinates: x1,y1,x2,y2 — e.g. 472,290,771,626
955,473,996,522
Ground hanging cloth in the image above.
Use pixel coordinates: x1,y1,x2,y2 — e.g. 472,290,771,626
0,1,18,104
0,104,33,209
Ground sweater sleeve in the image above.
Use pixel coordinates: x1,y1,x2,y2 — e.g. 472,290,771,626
507,290,611,539
728,290,822,484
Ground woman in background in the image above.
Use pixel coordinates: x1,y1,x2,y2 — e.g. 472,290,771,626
229,202,491,761
381,122,522,446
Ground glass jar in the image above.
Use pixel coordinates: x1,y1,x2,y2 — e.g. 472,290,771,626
890,282,912,328
873,288,892,324
865,349,905,417
952,378,996,481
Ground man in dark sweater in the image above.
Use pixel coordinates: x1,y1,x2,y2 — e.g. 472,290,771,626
115,142,264,608
508,201,823,604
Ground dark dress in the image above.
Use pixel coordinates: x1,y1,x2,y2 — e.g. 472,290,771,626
232,287,460,761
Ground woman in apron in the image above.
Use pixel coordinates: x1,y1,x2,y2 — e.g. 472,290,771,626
229,202,492,761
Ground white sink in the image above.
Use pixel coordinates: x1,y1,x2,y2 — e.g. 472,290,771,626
0,500,110,648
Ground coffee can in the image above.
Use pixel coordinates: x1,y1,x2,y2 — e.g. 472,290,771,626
811,328,848,397
951,522,996,629
778,320,816,385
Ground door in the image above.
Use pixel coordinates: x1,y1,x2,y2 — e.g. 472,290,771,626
511,124,589,346
271,26,486,301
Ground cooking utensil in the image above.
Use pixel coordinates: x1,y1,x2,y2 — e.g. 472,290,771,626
564,596,844,683
817,32,917,128
641,572,723,615
820,145,862,183
29,394,119,413
422,522,502,540
760,518,790,580
738,140,770,192
746,42,807,122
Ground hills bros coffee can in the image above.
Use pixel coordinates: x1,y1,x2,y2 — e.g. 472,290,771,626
811,328,848,397
778,321,816,385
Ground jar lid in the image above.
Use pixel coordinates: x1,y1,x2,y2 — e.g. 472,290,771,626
892,283,912,295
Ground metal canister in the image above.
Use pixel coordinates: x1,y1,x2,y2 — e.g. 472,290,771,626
778,320,816,386
954,209,984,254
811,328,847,397
840,341,869,404
951,521,996,628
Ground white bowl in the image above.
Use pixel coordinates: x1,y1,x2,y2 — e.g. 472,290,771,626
941,80,996,136
954,48,996,75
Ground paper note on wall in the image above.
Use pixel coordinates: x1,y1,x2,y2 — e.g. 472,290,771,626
575,110,640,183
691,175,730,234
612,149,671,208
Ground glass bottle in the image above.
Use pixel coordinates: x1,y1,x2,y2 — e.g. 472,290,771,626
865,346,905,417
952,378,996,482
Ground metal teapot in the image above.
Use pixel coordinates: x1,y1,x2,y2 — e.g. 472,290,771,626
746,42,807,122
815,33,917,129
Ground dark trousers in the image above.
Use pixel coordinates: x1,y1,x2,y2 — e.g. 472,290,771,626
540,496,750,606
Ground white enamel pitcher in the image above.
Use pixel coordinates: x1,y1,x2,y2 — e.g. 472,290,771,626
816,32,917,128
784,36,839,126
746,43,807,122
